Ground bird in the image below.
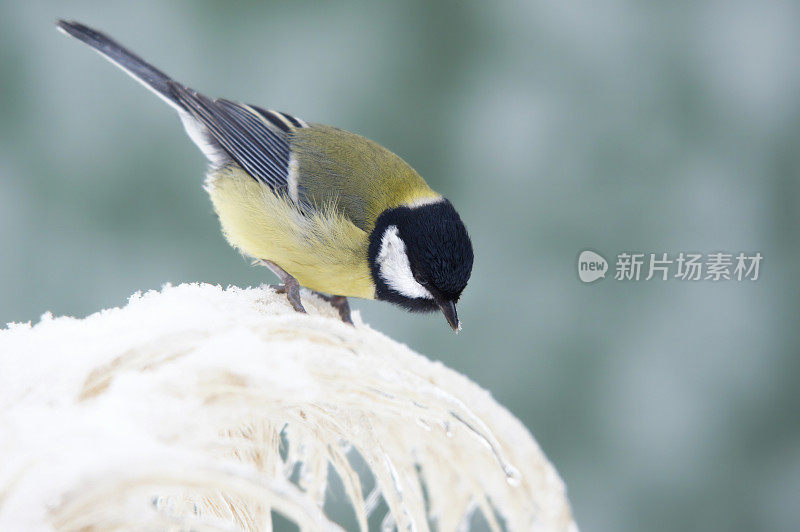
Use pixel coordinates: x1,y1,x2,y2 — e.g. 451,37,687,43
56,20,473,331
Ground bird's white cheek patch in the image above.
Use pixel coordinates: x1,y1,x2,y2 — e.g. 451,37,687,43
377,226,433,300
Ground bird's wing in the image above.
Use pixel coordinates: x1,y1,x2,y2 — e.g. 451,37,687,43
169,83,310,204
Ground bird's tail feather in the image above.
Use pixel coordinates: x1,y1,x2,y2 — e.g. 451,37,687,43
56,20,183,112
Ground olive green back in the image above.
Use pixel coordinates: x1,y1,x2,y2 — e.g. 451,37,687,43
290,124,440,231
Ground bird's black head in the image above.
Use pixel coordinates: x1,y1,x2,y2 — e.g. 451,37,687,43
368,198,473,331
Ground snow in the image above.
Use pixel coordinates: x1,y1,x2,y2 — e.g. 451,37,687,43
0,283,576,531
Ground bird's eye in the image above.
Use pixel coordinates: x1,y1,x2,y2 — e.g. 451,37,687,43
412,270,425,284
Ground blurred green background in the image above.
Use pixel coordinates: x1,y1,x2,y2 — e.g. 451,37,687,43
2,1,799,530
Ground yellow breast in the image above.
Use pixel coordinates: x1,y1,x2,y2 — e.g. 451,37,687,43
206,165,376,299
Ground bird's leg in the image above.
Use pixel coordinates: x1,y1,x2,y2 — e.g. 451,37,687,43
257,260,351,323
259,260,306,314
311,291,353,325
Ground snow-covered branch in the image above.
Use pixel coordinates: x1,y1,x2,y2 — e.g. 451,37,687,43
0,284,575,531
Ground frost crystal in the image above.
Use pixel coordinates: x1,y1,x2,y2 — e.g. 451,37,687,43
0,284,575,531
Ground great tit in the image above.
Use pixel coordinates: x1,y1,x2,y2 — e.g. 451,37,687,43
57,21,473,331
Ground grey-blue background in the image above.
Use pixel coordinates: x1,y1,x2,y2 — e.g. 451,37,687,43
2,1,798,530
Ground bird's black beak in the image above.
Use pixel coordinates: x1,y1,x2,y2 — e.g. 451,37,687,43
438,300,460,332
